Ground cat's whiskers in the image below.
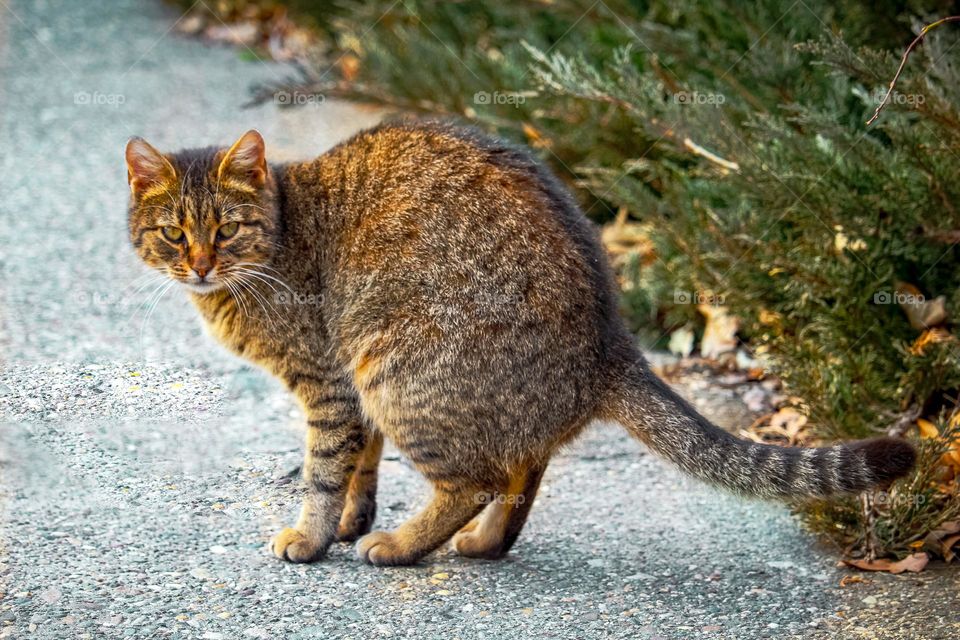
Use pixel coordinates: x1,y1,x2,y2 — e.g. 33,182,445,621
224,272,288,328
230,263,294,293
229,271,296,327
137,278,177,353
126,272,174,324
123,274,171,312
230,268,284,297
123,270,167,295
232,261,285,275
227,275,268,320
222,278,251,321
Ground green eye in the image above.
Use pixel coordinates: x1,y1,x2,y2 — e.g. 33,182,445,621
218,222,239,239
161,226,183,242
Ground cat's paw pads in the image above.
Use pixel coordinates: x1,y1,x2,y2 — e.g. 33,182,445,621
355,531,410,566
270,528,322,563
451,528,505,559
336,501,376,542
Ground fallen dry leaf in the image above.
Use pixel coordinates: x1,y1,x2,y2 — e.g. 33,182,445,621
841,552,929,574
908,327,953,355
839,575,865,587
896,282,948,330
601,208,656,270
338,53,361,82
668,326,695,358
769,407,808,442
941,534,960,563
742,407,809,446
522,123,552,150
916,418,939,439
924,521,960,562
698,304,739,359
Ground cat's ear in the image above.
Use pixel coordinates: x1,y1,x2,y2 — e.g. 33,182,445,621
218,129,267,190
125,137,176,198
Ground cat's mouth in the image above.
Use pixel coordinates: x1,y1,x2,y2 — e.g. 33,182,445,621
181,280,223,294
177,267,225,295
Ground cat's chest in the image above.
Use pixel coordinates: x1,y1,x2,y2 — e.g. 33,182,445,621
194,292,283,364
192,290,327,368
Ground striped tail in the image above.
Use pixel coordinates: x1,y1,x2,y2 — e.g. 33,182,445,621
604,363,915,498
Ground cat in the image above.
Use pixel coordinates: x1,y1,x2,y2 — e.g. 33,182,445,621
124,122,915,566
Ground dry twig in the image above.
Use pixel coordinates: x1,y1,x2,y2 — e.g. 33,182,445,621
867,16,960,125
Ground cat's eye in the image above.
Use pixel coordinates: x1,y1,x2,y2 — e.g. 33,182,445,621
218,222,239,239
161,226,183,242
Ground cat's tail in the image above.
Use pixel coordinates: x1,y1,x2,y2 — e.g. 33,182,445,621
600,361,915,498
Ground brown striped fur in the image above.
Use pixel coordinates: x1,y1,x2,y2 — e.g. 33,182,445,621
125,121,915,566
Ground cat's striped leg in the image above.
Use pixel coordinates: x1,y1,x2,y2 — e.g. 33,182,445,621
356,479,484,566
336,430,384,541
452,464,546,559
271,382,365,563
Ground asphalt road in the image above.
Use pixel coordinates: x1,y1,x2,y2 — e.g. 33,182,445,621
0,1,956,638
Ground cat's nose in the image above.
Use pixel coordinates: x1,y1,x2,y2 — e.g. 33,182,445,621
191,255,213,280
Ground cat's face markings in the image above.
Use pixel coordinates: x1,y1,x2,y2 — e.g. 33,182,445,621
125,130,279,295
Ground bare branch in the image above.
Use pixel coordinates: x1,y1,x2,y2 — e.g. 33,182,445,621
867,16,960,126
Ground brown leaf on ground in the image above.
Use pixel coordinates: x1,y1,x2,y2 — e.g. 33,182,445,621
908,327,953,355
941,535,960,563
522,123,553,150
924,521,960,562
916,418,939,439
839,575,866,587
698,304,739,359
840,552,929,574
941,431,960,474
667,326,695,358
338,54,361,82
740,407,809,446
601,208,656,270
896,282,948,330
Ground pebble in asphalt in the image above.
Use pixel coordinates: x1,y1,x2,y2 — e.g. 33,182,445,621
1,1,956,638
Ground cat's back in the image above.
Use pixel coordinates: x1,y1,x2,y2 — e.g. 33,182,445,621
287,121,628,364
321,121,615,286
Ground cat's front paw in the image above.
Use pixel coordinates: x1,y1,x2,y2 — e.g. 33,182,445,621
270,527,323,563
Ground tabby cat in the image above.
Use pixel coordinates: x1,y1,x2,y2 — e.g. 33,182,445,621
124,122,915,566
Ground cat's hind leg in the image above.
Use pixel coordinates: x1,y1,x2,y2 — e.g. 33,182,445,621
355,479,485,566
452,463,546,559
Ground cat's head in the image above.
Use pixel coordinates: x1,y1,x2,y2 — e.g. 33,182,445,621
125,130,280,295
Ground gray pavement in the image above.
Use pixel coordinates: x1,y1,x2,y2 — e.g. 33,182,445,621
0,1,955,638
